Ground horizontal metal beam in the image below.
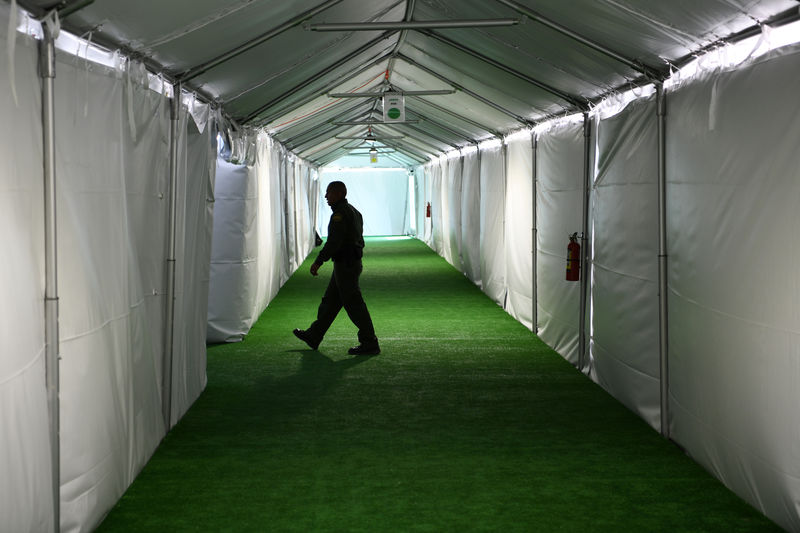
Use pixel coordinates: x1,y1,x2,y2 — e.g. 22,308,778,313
307,19,520,31
180,0,343,82
423,30,587,110
332,120,419,125
256,50,393,127
407,95,501,137
278,99,370,143
397,53,532,126
336,135,405,139
405,111,479,144
328,89,455,97
59,0,95,18
242,30,398,124
493,0,664,81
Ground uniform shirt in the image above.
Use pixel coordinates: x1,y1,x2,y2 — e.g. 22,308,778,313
315,198,365,264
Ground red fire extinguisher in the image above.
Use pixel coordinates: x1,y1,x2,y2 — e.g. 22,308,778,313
566,232,580,281
426,202,431,218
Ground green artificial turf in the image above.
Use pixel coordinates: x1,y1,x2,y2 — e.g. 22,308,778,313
97,237,780,532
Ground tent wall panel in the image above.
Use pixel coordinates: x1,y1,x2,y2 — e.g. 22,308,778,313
0,25,52,533
55,55,168,532
207,161,256,342
445,156,464,270
666,47,800,533
504,136,534,330
590,98,660,430
429,162,444,254
170,117,216,423
460,150,482,286
478,145,507,306
208,136,318,343
536,122,585,365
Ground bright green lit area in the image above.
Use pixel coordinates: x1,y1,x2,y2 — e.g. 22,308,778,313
97,237,778,532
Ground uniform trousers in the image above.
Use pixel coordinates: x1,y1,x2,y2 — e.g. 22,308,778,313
307,260,377,346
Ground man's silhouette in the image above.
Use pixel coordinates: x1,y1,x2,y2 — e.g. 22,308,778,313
293,181,380,355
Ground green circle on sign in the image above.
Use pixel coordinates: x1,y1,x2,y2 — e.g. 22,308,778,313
387,108,401,119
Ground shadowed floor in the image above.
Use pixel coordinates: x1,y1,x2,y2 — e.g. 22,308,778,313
97,237,779,532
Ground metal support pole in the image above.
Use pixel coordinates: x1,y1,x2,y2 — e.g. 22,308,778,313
163,82,180,430
40,22,60,533
531,131,538,334
656,83,670,438
578,113,591,372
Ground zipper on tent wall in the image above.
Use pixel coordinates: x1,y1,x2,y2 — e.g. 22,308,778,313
39,20,60,533
656,83,670,438
578,113,591,373
163,82,180,430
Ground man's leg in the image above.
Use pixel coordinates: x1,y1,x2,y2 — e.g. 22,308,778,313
335,262,378,347
305,271,343,345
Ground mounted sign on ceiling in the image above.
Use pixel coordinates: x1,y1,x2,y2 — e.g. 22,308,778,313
383,93,405,123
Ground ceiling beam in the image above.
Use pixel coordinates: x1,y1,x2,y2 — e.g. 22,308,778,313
403,110,480,144
493,0,665,81
241,31,399,124
397,54,533,126
306,19,520,31
179,0,344,83
328,89,455,97
406,95,501,137
278,99,371,143
422,30,587,110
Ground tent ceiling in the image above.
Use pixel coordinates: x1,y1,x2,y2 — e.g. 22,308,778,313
19,0,800,166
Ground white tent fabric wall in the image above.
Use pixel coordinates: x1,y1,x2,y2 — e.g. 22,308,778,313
1,8,215,528
171,110,217,424
0,23,52,533
207,136,317,343
666,46,800,532
536,122,585,366
429,161,444,253
479,144,506,307
445,155,463,269
590,98,661,430
206,160,254,342
317,169,411,237
460,150,481,286
504,136,534,330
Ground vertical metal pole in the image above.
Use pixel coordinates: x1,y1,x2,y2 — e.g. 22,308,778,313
531,131,538,333
163,82,180,430
40,23,60,533
578,113,591,372
657,83,670,438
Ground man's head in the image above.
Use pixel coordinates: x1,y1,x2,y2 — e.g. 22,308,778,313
325,181,347,207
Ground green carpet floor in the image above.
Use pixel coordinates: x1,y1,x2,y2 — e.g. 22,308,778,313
97,237,779,532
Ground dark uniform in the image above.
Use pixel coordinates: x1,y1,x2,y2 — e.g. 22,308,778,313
304,198,378,350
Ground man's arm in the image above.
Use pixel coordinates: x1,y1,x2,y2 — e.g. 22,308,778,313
311,212,346,275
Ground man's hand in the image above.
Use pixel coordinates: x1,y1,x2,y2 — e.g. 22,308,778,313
310,261,321,276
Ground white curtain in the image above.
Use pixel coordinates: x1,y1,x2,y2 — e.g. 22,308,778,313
479,145,506,306
1,8,216,527
590,98,660,430
666,47,800,532
536,121,585,365
445,155,463,269
504,136,534,329
207,135,318,343
460,150,481,285
0,21,52,533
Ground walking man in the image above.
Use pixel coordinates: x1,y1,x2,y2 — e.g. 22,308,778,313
293,181,380,355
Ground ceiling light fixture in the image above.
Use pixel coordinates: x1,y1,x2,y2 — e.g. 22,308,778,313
332,120,419,125
305,19,520,31
328,90,456,98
